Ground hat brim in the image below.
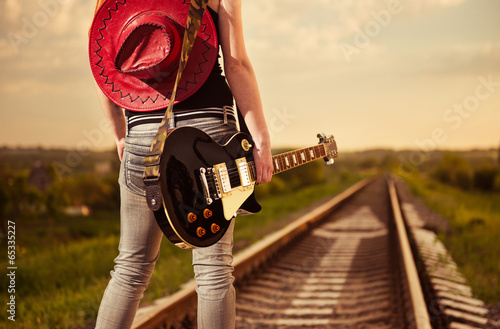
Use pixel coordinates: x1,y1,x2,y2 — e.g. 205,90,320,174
89,0,218,112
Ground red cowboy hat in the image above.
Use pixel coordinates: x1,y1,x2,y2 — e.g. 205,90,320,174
89,0,218,112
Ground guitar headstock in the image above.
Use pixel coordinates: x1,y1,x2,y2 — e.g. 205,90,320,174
317,133,338,165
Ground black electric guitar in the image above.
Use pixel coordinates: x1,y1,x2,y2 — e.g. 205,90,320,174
154,127,338,249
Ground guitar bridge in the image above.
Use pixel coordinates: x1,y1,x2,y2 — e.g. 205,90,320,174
199,167,214,205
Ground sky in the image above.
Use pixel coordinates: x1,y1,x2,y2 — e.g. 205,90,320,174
0,0,499,152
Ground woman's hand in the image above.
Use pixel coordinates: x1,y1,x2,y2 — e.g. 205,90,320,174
253,142,273,184
116,137,126,161
94,81,126,161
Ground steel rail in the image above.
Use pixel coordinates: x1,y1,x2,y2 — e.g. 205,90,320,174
132,177,375,329
133,175,434,328
387,175,432,329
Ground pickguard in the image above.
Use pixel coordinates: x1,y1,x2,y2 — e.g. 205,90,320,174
221,184,256,220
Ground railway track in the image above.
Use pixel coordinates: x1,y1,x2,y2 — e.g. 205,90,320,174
132,175,492,329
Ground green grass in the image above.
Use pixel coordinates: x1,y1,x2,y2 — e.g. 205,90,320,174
403,173,500,304
1,171,364,329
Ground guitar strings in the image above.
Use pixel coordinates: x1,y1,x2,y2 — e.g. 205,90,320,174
202,146,325,183
199,146,327,192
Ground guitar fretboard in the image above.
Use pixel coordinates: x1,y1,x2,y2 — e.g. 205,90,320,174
248,144,326,180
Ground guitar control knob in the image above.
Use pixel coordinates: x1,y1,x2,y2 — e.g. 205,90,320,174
196,227,206,237
187,213,197,223
203,209,213,219
241,139,252,151
211,223,220,234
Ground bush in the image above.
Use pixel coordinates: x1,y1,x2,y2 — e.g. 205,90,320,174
456,170,473,190
255,160,326,198
474,164,498,191
433,153,473,189
59,173,120,211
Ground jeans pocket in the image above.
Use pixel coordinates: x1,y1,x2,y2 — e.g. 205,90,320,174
123,146,148,196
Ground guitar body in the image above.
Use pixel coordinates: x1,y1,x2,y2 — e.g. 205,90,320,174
154,126,261,248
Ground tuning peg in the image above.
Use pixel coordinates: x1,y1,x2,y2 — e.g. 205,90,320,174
317,133,327,143
325,158,335,166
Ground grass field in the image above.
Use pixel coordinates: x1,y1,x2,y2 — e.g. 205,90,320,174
0,170,363,329
403,173,500,304
3,146,498,327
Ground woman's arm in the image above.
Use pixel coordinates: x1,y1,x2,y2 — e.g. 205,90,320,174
94,82,126,161
218,0,273,183
91,0,126,160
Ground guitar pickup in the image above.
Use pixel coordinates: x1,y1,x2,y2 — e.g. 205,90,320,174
235,158,252,191
215,158,256,221
213,163,232,198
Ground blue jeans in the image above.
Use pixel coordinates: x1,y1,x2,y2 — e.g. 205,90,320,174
95,112,239,329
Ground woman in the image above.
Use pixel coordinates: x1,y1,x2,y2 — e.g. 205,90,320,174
90,0,273,328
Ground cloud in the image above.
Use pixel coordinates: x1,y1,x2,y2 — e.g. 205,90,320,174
0,0,93,55
47,0,95,36
243,1,348,66
0,38,16,59
242,0,467,67
0,79,61,95
3,0,23,24
398,0,465,18
418,42,500,76
0,0,94,99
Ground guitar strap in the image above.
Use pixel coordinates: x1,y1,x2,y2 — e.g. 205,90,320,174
143,0,209,211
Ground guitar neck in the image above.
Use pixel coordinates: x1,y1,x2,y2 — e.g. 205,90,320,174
248,144,326,179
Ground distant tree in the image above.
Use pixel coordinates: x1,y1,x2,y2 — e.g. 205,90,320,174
433,153,473,189
256,176,288,197
380,153,399,170
0,177,9,235
498,141,500,166
59,173,120,211
473,163,497,191
359,157,378,170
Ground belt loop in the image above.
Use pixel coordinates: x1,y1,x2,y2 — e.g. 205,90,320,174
223,106,229,125
170,113,176,129
230,105,240,132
